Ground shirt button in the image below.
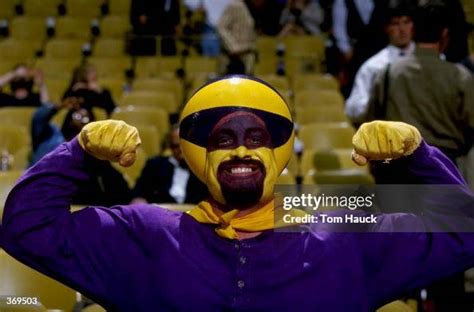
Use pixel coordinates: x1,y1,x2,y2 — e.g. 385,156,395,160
237,280,245,289
239,256,247,264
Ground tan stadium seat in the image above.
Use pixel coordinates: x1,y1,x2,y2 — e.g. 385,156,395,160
35,58,80,79
0,39,42,62
10,17,47,40
294,89,344,109
99,78,126,101
44,39,86,59
292,74,339,92
298,122,355,151
256,36,280,58
23,0,60,17
308,169,374,185
46,79,69,103
0,125,31,170
184,57,218,79
285,56,322,77
119,91,178,113
86,56,132,79
132,78,184,105
109,0,131,16
111,106,169,138
67,0,102,17
257,74,290,90
283,35,325,60
300,148,367,174
55,16,92,39
295,106,347,125
100,15,130,38
0,170,23,213
0,250,77,311
0,106,37,131
254,57,279,75
0,0,17,19
112,145,148,188
92,38,126,57
135,56,182,78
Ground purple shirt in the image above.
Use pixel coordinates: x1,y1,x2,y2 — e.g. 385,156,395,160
1,139,474,311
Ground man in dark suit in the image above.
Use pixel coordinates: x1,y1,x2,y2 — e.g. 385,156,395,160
131,125,208,204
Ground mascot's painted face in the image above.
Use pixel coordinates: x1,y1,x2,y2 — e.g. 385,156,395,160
179,76,294,209
205,111,278,208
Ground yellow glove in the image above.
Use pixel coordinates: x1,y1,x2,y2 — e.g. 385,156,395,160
352,121,422,166
78,120,141,167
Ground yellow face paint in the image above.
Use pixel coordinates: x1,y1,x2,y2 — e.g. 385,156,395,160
205,146,278,206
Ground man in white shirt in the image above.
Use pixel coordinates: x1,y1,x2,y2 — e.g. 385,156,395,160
345,1,415,124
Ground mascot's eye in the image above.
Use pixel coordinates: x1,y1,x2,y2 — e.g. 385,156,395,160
218,136,233,147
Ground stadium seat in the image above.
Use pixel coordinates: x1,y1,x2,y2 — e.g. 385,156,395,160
134,56,182,78
46,79,70,103
100,15,130,38
67,0,103,17
159,203,195,212
35,58,80,79
283,35,325,60
111,106,169,137
99,78,126,101
292,74,339,92
254,57,279,75
294,89,345,109
0,106,37,131
184,57,218,80
92,38,126,57
0,250,78,311
0,60,20,75
108,0,131,16
119,91,178,113
44,39,86,59
0,170,22,213
308,169,375,185
23,0,60,16
10,17,47,40
300,148,366,174
256,36,280,58
132,78,184,105
257,74,290,90
295,106,347,124
298,122,355,150
112,145,148,188
0,39,42,62
55,16,92,39
86,56,132,79
285,56,322,77
0,0,17,19
0,125,31,170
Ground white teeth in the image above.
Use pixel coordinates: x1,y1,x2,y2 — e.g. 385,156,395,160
231,167,253,174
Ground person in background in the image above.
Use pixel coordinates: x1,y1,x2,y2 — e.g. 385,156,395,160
244,0,286,36
346,0,415,125
0,64,49,107
184,0,232,56
217,0,256,75
130,0,181,56
332,0,388,96
279,0,324,36
30,100,131,206
62,64,116,116
131,125,208,205
442,0,470,64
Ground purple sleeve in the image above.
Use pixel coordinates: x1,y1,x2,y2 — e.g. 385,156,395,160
361,142,474,308
0,138,180,307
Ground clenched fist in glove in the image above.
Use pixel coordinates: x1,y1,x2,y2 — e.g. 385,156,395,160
352,121,422,166
78,120,141,167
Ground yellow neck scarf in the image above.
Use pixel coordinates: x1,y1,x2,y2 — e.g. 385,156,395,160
187,197,308,239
